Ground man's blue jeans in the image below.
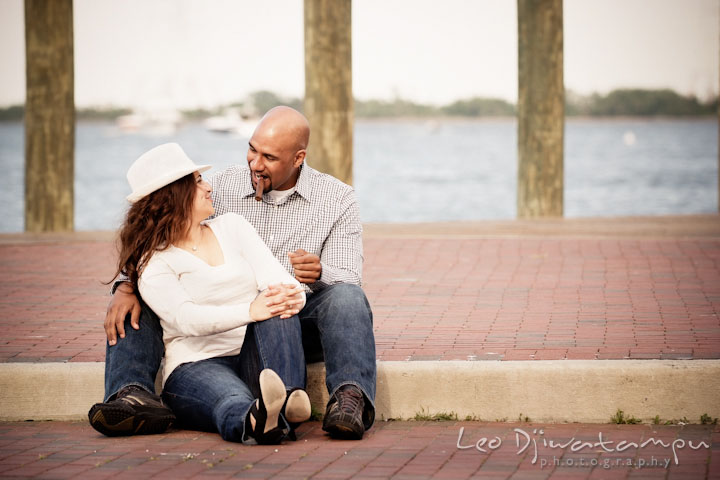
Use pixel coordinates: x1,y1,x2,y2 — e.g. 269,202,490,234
297,284,376,429
104,284,376,429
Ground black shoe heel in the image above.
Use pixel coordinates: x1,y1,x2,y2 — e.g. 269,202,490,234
247,369,287,445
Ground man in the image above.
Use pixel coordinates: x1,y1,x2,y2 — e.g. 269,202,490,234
90,106,376,440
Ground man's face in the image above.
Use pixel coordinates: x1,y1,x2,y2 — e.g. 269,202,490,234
247,129,302,192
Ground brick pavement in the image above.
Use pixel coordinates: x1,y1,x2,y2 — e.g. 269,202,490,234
1,217,720,363
0,420,718,479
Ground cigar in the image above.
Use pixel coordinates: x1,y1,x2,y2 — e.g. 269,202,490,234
254,178,263,201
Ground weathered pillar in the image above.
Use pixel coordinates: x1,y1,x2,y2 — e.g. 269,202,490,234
304,0,353,185
517,0,564,218
24,0,75,232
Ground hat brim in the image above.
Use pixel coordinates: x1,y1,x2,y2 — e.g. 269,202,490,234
127,164,212,203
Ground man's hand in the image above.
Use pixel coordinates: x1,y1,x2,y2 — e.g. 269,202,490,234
288,249,321,284
250,284,304,321
105,282,141,346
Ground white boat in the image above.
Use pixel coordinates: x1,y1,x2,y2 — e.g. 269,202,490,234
204,108,257,137
116,109,183,136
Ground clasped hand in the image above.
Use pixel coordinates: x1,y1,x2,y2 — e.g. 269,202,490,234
249,283,305,322
105,282,304,346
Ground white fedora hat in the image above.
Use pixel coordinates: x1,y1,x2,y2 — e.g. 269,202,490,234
126,143,211,203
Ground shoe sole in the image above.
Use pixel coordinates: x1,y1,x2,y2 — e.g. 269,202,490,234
259,369,287,434
284,390,311,423
88,404,174,437
323,420,364,440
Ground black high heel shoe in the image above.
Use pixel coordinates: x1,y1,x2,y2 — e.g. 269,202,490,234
247,369,287,444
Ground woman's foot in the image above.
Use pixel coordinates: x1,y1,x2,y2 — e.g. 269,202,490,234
283,388,311,424
247,369,287,444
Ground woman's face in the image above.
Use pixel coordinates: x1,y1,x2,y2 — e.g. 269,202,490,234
192,172,214,220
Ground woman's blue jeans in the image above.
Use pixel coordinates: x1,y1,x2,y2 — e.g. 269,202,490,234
104,284,376,431
162,351,292,443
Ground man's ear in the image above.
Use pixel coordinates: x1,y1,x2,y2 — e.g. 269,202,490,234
294,149,306,168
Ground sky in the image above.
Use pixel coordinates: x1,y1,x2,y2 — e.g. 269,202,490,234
0,0,717,109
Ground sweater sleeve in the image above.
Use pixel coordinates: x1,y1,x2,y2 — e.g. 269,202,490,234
229,213,307,308
138,255,254,338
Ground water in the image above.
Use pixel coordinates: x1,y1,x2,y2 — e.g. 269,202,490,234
0,118,717,232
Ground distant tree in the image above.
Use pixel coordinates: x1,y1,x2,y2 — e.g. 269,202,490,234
247,90,303,116
587,89,713,116
354,98,438,117
7,88,714,122
0,105,24,121
565,90,595,116
180,107,216,120
441,97,515,116
76,107,132,120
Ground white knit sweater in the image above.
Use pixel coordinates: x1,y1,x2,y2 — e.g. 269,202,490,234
138,213,305,385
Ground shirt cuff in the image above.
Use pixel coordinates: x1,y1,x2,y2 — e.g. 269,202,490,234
110,279,132,295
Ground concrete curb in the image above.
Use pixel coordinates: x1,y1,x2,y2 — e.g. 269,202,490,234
1,360,719,423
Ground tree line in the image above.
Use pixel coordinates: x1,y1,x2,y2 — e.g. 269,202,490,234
0,88,716,121
355,89,717,117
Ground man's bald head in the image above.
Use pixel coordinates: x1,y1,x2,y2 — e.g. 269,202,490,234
254,106,310,152
247,106,310,192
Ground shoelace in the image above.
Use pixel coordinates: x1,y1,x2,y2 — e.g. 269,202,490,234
119,394,148,406
337,388,363,414
117,387,150,406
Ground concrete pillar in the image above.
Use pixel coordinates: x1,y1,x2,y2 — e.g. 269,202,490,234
24,0,75,232
517,0,564,218
304,0,353,185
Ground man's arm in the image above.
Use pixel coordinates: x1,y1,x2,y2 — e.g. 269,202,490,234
105,282,141,346
291,188,362,288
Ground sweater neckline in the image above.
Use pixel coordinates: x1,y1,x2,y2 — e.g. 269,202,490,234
170,221,227,268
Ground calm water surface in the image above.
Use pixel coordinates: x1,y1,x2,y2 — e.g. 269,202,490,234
0,118,716,232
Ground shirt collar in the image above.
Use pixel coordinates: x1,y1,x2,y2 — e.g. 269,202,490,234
293,163,312,201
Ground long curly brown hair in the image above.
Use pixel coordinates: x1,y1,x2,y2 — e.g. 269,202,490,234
111,173,197,291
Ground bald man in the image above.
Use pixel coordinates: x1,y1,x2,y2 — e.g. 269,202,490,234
91,106,376,441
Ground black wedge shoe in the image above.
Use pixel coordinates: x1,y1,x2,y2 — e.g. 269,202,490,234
247,369,288,445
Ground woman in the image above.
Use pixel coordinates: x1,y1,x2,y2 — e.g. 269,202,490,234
113,142,310,444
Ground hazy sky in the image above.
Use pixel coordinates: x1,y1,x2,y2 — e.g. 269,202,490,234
0,0,717,109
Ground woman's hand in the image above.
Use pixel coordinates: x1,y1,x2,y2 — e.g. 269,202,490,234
249,283,305,322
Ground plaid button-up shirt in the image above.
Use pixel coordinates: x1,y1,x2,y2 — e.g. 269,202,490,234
208,163,363,293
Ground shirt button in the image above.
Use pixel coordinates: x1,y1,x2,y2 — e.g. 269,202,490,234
274,205,278,209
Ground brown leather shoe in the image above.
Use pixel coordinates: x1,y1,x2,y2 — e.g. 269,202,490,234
322,384,365,440
88,385,175,437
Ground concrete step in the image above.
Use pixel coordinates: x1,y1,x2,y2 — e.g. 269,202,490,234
1,360,719,424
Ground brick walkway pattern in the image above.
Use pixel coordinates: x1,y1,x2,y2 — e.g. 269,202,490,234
1,233,720,363
0,421,718,479
2,218,720,479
